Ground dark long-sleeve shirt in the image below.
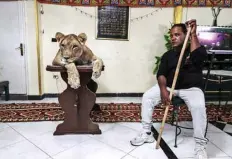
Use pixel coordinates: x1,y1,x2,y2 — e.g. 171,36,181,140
156,45,207,90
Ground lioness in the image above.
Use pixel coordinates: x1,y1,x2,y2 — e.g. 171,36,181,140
52,32,104,89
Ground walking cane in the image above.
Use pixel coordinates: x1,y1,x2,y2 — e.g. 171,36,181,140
155,23,192,149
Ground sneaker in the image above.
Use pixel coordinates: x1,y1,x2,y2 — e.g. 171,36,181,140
130,131,155,146
195,148,208,159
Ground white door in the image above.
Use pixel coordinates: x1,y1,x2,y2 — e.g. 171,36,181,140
0,1,27,94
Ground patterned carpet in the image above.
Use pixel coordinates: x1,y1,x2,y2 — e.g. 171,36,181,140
0,102,231,122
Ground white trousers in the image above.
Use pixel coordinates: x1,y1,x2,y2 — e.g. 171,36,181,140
141,84,208,149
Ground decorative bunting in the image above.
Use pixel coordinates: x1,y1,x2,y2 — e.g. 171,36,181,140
75,7,162,22
37,0,232,7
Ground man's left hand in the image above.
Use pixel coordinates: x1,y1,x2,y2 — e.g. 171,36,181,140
185,19,197,35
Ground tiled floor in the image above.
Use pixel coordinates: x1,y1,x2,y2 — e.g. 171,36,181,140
0,97,232,159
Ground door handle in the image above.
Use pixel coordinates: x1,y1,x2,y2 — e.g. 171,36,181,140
15,43,24,56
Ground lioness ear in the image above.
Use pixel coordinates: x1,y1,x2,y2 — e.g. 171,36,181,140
55,32,65,42
77,33,87,45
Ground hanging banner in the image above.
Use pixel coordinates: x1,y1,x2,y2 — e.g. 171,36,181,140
37,0,231,7
173,6,183,24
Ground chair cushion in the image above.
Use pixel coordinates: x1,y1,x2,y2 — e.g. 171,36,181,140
172,96,185,106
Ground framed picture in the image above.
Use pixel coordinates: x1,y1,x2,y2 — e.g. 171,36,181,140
95,6,130,41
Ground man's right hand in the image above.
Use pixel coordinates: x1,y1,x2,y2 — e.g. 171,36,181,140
160,89,170,106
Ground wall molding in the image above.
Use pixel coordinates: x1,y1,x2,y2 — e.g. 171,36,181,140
0,93,231,101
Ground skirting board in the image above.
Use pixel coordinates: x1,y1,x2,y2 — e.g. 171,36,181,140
0,93,143,100
0,93,232,101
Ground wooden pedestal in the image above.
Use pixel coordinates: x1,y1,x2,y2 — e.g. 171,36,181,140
46,65,102,135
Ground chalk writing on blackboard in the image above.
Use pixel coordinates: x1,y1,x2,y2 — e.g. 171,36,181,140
96,6,129,40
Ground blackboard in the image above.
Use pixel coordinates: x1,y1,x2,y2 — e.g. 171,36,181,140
96,6,129,40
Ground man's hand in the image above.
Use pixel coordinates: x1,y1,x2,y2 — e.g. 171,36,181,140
160,89,170,106
185,19,200,51
185,19,197,36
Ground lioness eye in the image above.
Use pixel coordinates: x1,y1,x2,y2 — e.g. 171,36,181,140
73,45,78,49
61,44,65,47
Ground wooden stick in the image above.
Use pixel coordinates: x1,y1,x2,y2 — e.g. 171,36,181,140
155,25,192,149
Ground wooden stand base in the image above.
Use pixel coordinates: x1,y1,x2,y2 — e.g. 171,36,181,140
46,65,102,135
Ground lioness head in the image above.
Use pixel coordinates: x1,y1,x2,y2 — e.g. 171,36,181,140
55,32,87,62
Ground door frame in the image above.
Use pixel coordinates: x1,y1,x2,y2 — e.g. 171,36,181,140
16,0,29,95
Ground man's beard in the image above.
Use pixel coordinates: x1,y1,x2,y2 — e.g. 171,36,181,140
173,44,184,52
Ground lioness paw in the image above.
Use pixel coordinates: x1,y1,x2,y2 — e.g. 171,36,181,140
67,75,80,89
69,81,80,89
92,70,101,78
92,59,103,79
65,63,80,89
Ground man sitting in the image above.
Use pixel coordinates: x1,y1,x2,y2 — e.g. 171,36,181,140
130,20,208,159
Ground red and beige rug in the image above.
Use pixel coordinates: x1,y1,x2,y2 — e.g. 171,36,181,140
0,103,231,122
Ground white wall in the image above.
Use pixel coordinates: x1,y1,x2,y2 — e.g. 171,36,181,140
40,6,173,94
182,7,232,26
23,2,232,95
